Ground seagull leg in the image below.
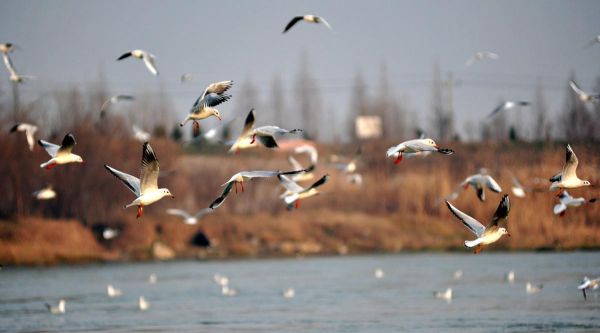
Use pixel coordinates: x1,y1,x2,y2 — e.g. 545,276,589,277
473,245,482,254
241,182,244,193
394,153,403,165
250,134,256,144
295,200,300,209
234,182,238,194
193,121,200,138
46,163,57,170
136,206,144,219
560,211,566,217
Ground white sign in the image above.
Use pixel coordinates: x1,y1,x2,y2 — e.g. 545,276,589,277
355,116,382,139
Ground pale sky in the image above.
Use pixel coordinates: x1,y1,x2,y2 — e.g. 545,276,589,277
1,0,599,141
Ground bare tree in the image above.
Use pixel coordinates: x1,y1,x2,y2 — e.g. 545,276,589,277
348,70,368,142
430,62,452,141
294,52,322,140
269,74,285,126
562,72,594,141
533,78,549,142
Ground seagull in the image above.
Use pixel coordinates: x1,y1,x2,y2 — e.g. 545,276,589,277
458,173,503,202
104,142,174,219
209,169,305,209
33,185,56,200
166,208,213,225
138,296,150,311
180,80,233,137
553,191,596,216
102,227,119,240
549,144,592,193
10,123,38,151
148,273,158,284
213,274,229,286
585,35,600,47
107,284,123,298
100,95,134,118
0,43,15,54
505,271,516,283
578,276,600,300
465,51,499,66
2,53,34,83
283,288,295,299
221,285,238,296
283,15,333,33
278,174,329,210
117,50,158,76
374,268,385,279
446,194,511,254
434,288,452,302
132,125,151,142
487,100,530,119
45,299,66,314
287,145,318,182
510,175,526,198
453,270,463,280
526,282,543,295
569,80,599,103
228,109,302,153
38,133,84,169
386,138,453,164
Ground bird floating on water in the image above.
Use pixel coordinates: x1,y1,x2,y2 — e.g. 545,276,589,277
138,296,150,310
434,288,452,302
107,284,122,298
46,299,66,314
526,282,543,295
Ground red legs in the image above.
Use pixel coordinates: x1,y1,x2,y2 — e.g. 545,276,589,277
241,182,244,192
193,121,200,137
394,153,403,165
556,189,565,197
463,183,469,190
235,148,240,155
234,182,238,194
136,206,144,219
560,211,566,217
46,163,57,170
234,182,245,194
250,134,256,144
473,245,482,254
295,200,300,209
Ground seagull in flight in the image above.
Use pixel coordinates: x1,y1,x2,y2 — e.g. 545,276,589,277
45,299,66,314
0,43,15,54
132,125,151,142
569,80,600,103
549,144,592,193
117,49,159,76
465,51,499,66
386,137,453,164
38,133,84,169
10,123,37,151
278,174,329,210
33,185,56,200
100,95,134,118
578,276,600,300
487,100,530,119
2,53,34,83
105,142,174,218
553,191,596,217
166,208,213,225
180,80,233,137
283,15,333,33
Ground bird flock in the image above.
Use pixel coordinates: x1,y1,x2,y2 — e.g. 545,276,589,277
1,12,599,312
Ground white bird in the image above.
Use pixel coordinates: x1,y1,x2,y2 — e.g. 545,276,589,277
100,95,134,118
374,268,385,279
38,133,84,169
453,270,463,280
33,185,56,200
180,80,233,137
569,80,599,103
45,299,66,314
117,49,158,76
465,51,499,66
434,288,452,302
132,125,151,142
553,191,596,216
549,144,592,192
283,288,295,299
148,273,158,284
105,142,174,219
578,276,600,300
278,174,329,210
0,43,15,54
526,282,543,295
2,53,34,83
10,123,37,151
446,194,511,254
166,208,213,225
457,173,503,202
213,274,229,286
287,145,318,182
283,15,333,33
221,285,237,296
107,284,123,298
228,109,301,154
209,169,305,209
510,175,526,198
505,270,516,283
487,100,530,119
386,138,453,164
102,228,119,240
138,296,150,310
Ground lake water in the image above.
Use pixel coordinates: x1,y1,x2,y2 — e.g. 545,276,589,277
1,252,599,332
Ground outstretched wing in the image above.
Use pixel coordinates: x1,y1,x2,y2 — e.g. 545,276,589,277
305,174,329,192
317,16,333,30
487,102,506,119
488,194,510,228
445,201,486,237
142,53,158,76
209,182,234,209
256,134,279,149
194,208,214,219
283,16,304,33
203,80,234,97
166,209,192,219
38,140,60,157
288,155,303,170
484,175,502,193
105,164,141,196
278,174,305,193
57,133,76,155
569,80,586,96
562,144,579,179
117,52,132,61
139,142,160,193
239,109,256,138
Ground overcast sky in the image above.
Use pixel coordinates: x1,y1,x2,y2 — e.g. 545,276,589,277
1,0,599,141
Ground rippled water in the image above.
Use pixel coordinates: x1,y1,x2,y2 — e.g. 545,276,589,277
1,252,599,332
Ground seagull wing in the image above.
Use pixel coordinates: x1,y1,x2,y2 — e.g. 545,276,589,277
142,53,158,76
38,140,60,157
139,142,160,193
484,175,502,193
553,203,567,215
166,209,192,219
294,145,318,165
239,170,281,179
288,155,303,170
57,133,76,156
304,174,329,192
209,181,234,209
487,102,506,119
562,144,579,179
488,194,510,228
317,16,333,30
2,53,18,76
105,165,141,196
241,108,255,137
256,134,279,149
283,16,304,33
445,201,486,237
204,80,234,96
278,174,305,193
194,208,214,219
199,93,232,108
569,81,586,96
117,51,133,60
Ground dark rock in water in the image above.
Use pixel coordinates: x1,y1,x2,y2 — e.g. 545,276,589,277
191,231,211,248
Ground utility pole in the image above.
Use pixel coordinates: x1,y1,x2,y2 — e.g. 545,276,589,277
12,82,20,121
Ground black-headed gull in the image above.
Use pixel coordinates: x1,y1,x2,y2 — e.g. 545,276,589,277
278,174,329,210
228,109,301,154
283,15,333,33
107,284,122,298
0,43,15,54
446,194,511,254
289,145,318,182
209,169,305,209
38,133,84,169
578,276,599,300
10,122,38,151
386,138,453,164
33,185,56,200
166,208,213,225
549,144,592,193
510,175,526,198
2,53,34,84
221,285,238,296
553,191,596,216
180,80,233,137
102,227,119,240
434,288,452,302
117,49,158,76
282,288,295,298
487,100,530,119
526,282,543,294
569,80,599,103
46,299,66,314
100,95,134,118
132,125,151,142
105,142,174,218
458,173,502,202
138,296,149,310
465,51,499,66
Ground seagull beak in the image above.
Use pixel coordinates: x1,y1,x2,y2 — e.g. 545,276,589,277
216,115,222,121
507,233,511,237
434,144,440,149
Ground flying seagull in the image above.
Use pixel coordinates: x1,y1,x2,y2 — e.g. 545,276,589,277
386,137,453,164
0,43,15,54
117,49,158,76
100,95,134,118
104,142,174,218
38,133,84,169
487,100,530,119
457,173,503,202
465,51,499,66
33,185,56,200
180,80,233,137
553,191,596,217
287,145,318,182
578,276,600,300
228,109,301,153
283,15,333,33
10,123,37,151
45,299,66,314
446,194,511,254
2,53,34,84
549,144,592,193
166,208,213,225
569,80,599,103
278,174,329,210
